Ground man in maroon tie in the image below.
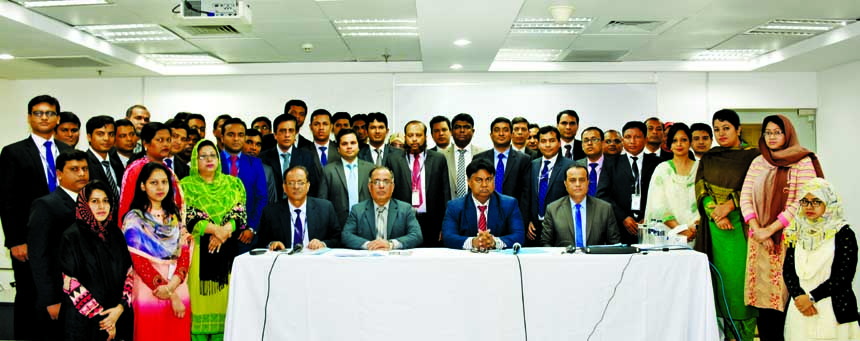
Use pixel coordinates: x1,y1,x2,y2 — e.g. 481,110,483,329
403,120,451,247
220,117,268,254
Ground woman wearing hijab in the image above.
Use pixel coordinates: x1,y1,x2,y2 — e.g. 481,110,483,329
783,178,860,340
180,140,246,341
694,109,761,341
59,180,134,340
740,114,824,340
645,123,698,246
122,162,191,340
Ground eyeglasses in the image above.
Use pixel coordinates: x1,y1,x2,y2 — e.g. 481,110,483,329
31,111,58,118
799,199,824,208
198,154,218,160
604,139,622,144
372,179,393,186
583,137,602,145
287,181,308,187
764,131,784,137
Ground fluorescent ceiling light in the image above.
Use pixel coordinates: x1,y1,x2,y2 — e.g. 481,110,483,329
333,19,416,24
340,32,419,37
510,17,591,35
334,18,419,38
77,24,180,43
0,54,14,60
516,17,592,23
495,48,563,62
690,49,767,61
145,54,224,65
18,0,111,7
453,39,471,47
746,19,854,36
449,64,463,70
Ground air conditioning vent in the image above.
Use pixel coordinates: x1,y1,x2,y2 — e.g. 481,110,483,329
26,56,111,68
601,20,666,33
176,25,241,36
562,50,629,62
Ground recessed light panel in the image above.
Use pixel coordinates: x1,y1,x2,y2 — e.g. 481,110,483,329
145,54,224,65
690,49,767,61
77,24,180,43
746,19,854,36
511,17,591,35
495,48,563,62
333,19,419,37
16,0,111,7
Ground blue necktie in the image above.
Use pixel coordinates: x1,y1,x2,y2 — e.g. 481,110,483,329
538,160,550,216
319,146,327,166
575,203,584,248
588,163,598,196
164,158,173,170
44,141,56,192
347,164,358,211
495,153,505,193
293,209,303,247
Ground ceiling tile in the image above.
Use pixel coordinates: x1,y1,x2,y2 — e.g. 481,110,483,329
343,36,421,61
269,37,355,62
188,38,284,62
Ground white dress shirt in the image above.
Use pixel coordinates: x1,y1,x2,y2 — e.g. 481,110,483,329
286,200,310,248
31,134,59,188
407,152,427,213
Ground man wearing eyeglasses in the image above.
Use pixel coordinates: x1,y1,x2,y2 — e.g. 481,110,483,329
575,127,606,197
318,129,373,228
0,94,73,340
341,166,423,250
257,165,341,251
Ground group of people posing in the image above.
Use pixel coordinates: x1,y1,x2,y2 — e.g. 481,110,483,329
0,94,856,341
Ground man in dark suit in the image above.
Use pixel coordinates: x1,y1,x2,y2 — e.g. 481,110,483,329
541,165,620,248
112,119,137,169
596,121,660,245
0,95,73,340
341,166,423,250
28,150,89,340
557,110,585,161
318,129,373,228
428,115,451,152
257,165,340,250
527,126,575,247
442,159,525,250
511,116,540,159
644,117,673,161
220,118,268,254
574,127,606,197
285,99,315,150
302,109,341,169
85,116,124,201
259,114,322,200
244,129,277,204
163,120,191,179
357,112,412,204
402,120,450,247
475,117,531,227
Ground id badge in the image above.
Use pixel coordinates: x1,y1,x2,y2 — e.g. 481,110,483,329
412,190,421,205
631,194,642,211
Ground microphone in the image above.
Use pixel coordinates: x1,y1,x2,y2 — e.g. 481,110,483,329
287,243,303,255
565,245,577,254
512,243,522,255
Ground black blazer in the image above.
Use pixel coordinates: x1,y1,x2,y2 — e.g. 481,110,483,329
561,139,585,161
259,146,322,200
297,135,315,150
86,149,124,193
358,144,412,204
0,137,72,248
413,150,450,246
27,189,76,309
528,154,574,245
171,157,190,180
595,153,659,244
301,140,341,170
256,197,341,248
475,148,531,225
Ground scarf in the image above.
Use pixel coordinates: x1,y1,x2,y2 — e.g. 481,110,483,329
122,209,182,260
784,178,845,250
75,188,114,242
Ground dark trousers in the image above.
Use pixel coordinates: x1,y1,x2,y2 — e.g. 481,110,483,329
11,257,36,340
757,307,786,341
525,219,542,247
416,213,441,247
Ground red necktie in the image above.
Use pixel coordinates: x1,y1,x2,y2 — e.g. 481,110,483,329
411,154,423,208
478,205,487,232
230,155,239,177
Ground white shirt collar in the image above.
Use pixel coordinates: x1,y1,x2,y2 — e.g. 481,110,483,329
60,186,78,202
88,146,109,162
288,199,307,213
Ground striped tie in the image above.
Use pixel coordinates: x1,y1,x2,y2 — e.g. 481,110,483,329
456,149,467,197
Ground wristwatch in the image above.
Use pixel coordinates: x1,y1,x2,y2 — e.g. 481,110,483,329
808,293,816,303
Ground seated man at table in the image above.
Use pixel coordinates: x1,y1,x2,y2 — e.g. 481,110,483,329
257,165,341,251
442,158,525,250
541,165,620,248
341,166,423,250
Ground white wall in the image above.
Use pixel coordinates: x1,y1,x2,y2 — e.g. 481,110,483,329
818,60,860,222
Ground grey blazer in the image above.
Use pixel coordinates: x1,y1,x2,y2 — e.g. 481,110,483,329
442,144,485,198
341,199,423,249
540,195,621,247
318,158,373,228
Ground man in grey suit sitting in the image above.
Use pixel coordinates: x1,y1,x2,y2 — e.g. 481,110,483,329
341,166,423,250
541,165,620,247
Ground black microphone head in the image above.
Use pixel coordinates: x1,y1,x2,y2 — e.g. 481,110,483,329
293,243,304,253
512,243,521,254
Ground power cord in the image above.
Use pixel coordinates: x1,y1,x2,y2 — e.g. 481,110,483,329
260,252,284,341
513,252,528,341
709,262,741,340
586,253,635,341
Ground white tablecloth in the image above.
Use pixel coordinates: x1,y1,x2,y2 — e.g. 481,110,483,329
225,248,718,341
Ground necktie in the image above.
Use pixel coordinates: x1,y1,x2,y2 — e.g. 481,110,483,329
495,154,505,193
456,149,467,197
631,156,640,195
164,158,173,170
293,209,303,247
575,203,584,248
564,145,572,159
44,141,56,192
538,160,550,217
411,154,423,208
588,163,598,196
102,161,119,200
478,205,487,232
229,155,239,176
376,206,387,240
319,146,327,166
280,152,291,179
374,149,382,166
347,164,358,210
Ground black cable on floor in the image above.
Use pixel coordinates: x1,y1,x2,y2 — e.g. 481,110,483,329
513,252,528,341
260,253,283,341
586,253,635,341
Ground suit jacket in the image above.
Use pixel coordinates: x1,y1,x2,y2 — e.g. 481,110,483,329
297,135,315,150
341,199,423,249
517,147,541,160
0,137,72,248
561,139,585,161
261,163,277,204
645,148,674,162
86,149,124,194
441,193,525,249
528,154,575,243
408,150,451,247
221,152,268,230
259,146,322,200
442,144,486,197
540,196,620,247
474,148,531,225
171,157,190,180
256,197,341,248
595,153,659,244
358,144,412,203
302,140,341,170
27,189,76,308
318,159,373,228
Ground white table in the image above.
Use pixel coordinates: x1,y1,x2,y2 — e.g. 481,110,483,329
224,248,718,341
